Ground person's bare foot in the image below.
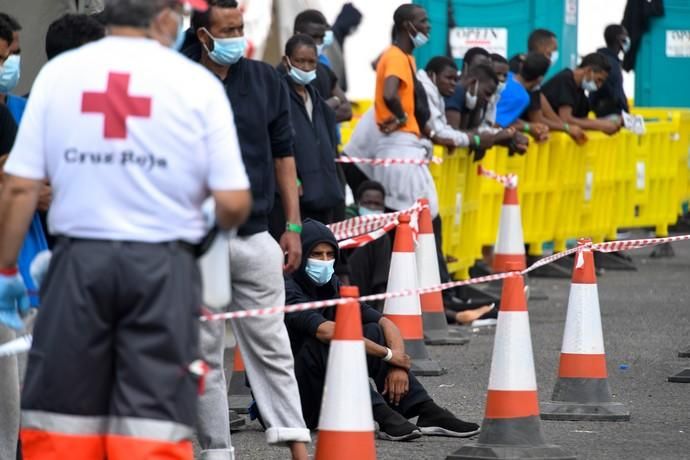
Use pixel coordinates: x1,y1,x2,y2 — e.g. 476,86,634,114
455,304,495,325
289,441,309,460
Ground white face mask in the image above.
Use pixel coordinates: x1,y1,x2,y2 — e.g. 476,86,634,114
550,50,559,65
581,78,598,92
465,80,479,110
497,80,507,94
408,23,429,48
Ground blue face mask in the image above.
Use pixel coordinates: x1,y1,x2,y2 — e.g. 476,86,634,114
621,37,631,53
408,24,429,48
287,58,317,86
581,78,598,92
204,29,246,65
0,55,21,94
305,258,335,285
323,30,334,48
170,10,187,51
359,206,383,217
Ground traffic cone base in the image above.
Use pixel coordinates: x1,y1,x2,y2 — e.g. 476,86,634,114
667,368,690,383
422,312,470,345
542,243,630,422
405,339,447,376
227,346,251,413
448,417,575,459
542,377,630,421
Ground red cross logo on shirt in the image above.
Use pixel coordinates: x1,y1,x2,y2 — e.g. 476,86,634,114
81,72,152,139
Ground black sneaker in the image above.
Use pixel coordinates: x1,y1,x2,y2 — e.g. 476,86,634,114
416,403,480,438
229,409,246,431
373,404,422,442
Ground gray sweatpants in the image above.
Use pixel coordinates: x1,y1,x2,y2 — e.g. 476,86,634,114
0,325,19,460
197,231,310,460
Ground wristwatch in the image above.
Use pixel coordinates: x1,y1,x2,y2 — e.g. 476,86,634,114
396,113,408,126
286,222,303,234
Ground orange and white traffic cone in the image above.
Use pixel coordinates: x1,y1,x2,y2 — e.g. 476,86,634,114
541,239,630,421
492,182,526,273
446,267,574,460
383,214,444,376
315,286,376,460
227,345,252,414
415,198,469,346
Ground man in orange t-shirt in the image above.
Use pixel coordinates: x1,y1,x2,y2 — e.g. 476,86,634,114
374,4,429,136
369,3,438,218
375,46,420,136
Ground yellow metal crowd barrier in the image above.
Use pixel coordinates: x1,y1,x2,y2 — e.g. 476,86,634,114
342,103,690,279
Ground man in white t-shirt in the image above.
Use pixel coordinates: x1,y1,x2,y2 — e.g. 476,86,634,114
0,1,252,459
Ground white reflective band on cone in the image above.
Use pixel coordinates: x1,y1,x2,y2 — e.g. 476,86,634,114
495,206,525,254
318,341,374,431
561,284,606,355
488,312,537,391
416,234,441,287
383,252,421,315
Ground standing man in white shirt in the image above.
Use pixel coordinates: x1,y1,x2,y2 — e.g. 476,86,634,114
0,1,252,459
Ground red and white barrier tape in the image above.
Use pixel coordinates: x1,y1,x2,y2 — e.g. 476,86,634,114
199,233,690,323
327,202,424,241
338,220,398,249
336,156,442,166
477,165,518,188
3,234,689,357
594,234,690,252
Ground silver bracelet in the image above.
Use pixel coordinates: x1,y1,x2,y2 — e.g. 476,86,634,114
382,347,393,362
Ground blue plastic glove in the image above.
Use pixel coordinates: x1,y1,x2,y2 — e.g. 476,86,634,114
0,270,30,330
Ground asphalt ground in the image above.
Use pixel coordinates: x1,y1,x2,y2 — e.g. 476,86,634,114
203,237,690,460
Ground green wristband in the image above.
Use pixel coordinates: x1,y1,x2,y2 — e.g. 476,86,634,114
563,123,570,133
296,178,302,187
523,123,530,133
286,222,303,234
473,134,481,147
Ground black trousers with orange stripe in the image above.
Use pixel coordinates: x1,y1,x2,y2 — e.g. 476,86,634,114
294,322,431,429
20,238,201,460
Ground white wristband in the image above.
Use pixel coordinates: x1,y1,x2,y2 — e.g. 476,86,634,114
382,347,393,362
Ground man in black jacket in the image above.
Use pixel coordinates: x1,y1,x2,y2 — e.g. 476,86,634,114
284,219,481,441
185,2,309,459
269,34,344,235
